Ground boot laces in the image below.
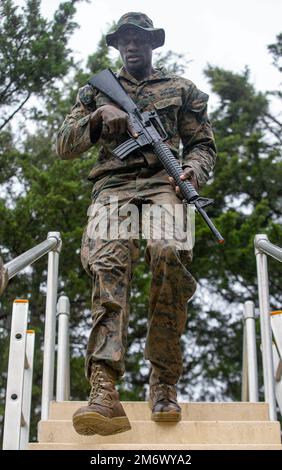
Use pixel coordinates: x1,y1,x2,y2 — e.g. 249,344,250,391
151,383,177,403
88,364,114,406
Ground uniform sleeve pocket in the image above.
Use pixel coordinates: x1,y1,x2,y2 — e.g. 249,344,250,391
188,89,209,124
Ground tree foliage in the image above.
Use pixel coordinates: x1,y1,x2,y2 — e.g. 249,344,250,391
0,0,82,130
181,48,282,400
268,32,282,73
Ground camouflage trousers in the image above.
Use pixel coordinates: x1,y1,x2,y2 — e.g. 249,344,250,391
81,168,197,385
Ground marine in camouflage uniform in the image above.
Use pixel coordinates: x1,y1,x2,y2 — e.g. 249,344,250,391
57,12,216,436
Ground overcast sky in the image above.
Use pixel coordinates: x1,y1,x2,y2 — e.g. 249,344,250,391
16,0,282,108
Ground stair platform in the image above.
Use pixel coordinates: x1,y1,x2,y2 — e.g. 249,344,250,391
27,401,282,451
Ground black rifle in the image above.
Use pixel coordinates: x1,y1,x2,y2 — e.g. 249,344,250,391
88,69,224,244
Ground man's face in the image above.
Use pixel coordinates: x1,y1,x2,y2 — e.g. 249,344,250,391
117,27,153,77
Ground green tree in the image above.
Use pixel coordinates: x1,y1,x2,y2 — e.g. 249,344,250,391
268,32,282,73
0,0,82,130
180,38,282,400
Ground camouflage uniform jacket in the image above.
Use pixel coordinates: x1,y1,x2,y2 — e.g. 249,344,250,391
56,67,216,188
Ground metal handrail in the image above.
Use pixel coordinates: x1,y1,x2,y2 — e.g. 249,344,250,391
255,237,282,263
41,233,61,420
56,296,70,401
0,256,8,295
2,232,62,420
254,233,282,421
2,232,68,448
241,301,259,402
2,233,61,285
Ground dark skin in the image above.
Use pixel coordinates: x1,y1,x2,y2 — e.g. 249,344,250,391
90,26,198,194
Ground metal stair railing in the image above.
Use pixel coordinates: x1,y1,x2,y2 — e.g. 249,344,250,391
254,234,282,420
56,296,70,401
2,300,35,450
270,310,282,415
2,232,71,449
241,300,259,402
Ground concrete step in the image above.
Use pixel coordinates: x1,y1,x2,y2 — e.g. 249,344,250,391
38,419,281,445
49,401,270,422
28,442,282,450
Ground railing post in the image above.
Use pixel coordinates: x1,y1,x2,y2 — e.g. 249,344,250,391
271,311,282,359
41,232,62,420
272,343,282,415
20,330,35,449
56,295,70,401
3,300,29,449
243,301,259,402
0,255,8,295
255,234,277,420
271,311,282,415
241,324,248,401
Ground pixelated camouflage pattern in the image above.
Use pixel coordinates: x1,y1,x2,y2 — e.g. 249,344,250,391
83,169,197,382
57,67,216,384
79,84,98,110
105,12,165,50
117,12,155,29
56,66,216,189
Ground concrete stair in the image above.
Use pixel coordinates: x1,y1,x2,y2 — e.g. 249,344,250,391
27,401,282,450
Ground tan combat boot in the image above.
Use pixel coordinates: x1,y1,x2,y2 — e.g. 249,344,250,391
150,383,181,422
72,362,131,436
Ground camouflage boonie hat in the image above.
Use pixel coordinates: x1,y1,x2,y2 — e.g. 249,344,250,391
106,12,165,50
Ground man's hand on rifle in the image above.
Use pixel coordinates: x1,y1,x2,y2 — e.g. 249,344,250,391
90,105,138,137
169,167,199,198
